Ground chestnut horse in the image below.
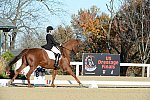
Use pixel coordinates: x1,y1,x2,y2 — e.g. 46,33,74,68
6,39,82,87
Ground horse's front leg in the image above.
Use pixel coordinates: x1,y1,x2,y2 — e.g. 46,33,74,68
66,65,82,86
51,70,57,87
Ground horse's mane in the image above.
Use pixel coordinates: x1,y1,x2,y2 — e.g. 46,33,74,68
63,39,80,46
61,39,80,58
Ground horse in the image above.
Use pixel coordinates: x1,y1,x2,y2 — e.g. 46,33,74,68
6,39,82,87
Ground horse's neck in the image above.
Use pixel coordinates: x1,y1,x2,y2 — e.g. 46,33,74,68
61,39,79,61
62,48,71,58
61,45,72,62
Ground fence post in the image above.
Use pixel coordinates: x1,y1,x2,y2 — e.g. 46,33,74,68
147,66,150,77
76,64,79,76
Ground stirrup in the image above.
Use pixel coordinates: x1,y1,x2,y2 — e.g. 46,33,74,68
54,64,59,70
54,63,58,67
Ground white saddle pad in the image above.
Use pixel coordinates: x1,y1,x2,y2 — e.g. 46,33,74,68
45,50,61,60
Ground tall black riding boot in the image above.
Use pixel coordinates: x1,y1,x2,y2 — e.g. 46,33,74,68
54,53,60,69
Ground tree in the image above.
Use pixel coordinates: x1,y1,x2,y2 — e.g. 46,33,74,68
19,32,45,48
71,6,111,53
113,0,150,76
0,0,64,50
53,25,74,43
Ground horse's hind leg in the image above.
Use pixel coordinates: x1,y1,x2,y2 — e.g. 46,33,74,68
8,63,26,86
26,67,35,87
51,70,57,87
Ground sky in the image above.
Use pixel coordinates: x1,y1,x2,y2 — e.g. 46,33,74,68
49,0,120,28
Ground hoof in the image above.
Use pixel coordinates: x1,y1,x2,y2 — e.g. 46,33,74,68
51,84,56,87
79,83,83,87
28,85,34,88
7,80,13,87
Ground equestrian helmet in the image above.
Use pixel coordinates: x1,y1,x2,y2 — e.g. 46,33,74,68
47,26,53,33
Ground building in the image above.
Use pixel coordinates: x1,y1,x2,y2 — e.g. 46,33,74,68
0,18,17,55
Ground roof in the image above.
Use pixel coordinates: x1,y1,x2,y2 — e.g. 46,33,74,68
0,18,17,32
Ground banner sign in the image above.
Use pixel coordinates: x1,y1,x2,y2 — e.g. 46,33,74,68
82,53,120,76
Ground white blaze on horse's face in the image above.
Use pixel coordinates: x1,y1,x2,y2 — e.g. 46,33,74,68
76,53,79,57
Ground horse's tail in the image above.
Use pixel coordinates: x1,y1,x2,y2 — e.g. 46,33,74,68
6,49,29,72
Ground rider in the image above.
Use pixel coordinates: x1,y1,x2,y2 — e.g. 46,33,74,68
41,26,61,69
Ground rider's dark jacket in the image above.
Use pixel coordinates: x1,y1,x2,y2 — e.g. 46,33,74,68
41,34,60,50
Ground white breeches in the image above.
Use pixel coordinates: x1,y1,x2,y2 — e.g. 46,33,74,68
51,46,61,54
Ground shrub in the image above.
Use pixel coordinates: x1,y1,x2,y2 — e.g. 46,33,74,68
1,51,14,62
0,57,6,75
0,51,14,79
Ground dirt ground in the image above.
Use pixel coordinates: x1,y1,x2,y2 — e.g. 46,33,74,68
1,76,150,100
0,87,150,100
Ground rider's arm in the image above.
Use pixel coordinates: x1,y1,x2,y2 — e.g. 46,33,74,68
47,34,60,46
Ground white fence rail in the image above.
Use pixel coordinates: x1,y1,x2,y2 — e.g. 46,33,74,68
71,62,150,77
1,62,150,87
16,60,150,77
1,79,150,88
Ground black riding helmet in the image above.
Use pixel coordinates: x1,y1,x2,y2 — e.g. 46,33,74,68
46,26,53,33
